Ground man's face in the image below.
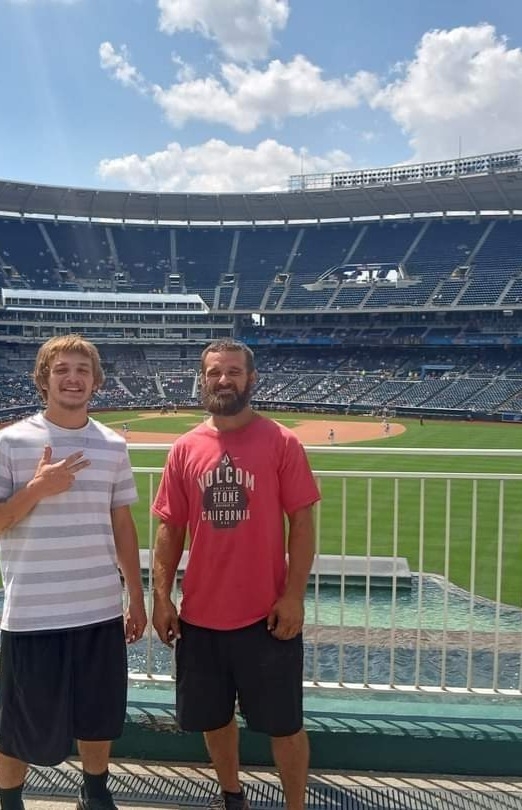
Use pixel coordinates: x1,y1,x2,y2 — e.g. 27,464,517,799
201,350,255,416
43,351,96,413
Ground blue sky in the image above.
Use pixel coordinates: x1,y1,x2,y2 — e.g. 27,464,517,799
1,0,522,192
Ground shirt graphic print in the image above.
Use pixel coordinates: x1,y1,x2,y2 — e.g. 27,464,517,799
199,452,253,528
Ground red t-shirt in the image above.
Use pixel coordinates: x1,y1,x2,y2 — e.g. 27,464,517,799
152,415,321,630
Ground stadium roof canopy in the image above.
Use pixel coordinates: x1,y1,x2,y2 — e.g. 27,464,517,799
2,149,522,225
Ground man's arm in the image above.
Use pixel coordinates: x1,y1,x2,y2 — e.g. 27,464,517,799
152,520,186,645
286,505,316,597
268,505,316,640
0,446,90,534
111,505,147,643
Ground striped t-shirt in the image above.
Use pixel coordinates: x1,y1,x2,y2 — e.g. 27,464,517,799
0,412,138,632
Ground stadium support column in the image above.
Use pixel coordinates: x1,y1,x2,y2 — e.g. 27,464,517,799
169,230,178,292
105,227,122,281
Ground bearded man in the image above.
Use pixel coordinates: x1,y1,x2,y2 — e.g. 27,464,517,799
152,339,320,810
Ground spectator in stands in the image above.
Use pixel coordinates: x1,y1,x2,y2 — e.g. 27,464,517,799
0,335,147,810
152,338,320,810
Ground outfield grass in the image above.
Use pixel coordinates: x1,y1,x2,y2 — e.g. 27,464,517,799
94,410,522,607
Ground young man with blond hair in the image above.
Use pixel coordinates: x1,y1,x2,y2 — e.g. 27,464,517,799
0,335,147,810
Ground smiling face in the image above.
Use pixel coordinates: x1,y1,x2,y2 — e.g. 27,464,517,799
42,351,96,421
201,350,256,417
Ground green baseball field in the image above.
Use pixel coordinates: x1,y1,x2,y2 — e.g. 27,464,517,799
93,410,522,607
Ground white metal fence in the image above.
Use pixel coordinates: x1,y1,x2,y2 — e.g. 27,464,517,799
128,446,522,697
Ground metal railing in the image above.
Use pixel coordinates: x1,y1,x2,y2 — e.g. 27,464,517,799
128,446,522,697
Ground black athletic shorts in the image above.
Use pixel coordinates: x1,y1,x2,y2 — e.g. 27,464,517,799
0,617,127,766
175,618,303,737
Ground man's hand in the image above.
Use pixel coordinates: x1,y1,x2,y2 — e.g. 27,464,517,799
152,598,180,647
31,446,90,497
124,595,148,644
267,594,304,640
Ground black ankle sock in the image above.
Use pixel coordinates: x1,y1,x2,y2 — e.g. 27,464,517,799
224,790,244,800
0,784,24,810
82,769,110,801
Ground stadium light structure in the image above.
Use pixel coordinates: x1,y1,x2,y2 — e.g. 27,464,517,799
289,148,522,193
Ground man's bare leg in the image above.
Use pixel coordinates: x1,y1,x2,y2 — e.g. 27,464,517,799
204,718,242,793
0,754,26,790
77,740,111,774
271,728,309,810
0,753,27,808
77,740,113,807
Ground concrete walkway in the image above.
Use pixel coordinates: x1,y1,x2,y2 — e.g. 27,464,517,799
20,759,522,808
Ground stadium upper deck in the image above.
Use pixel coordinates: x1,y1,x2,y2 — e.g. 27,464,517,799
3,148,522,347
3,212,522,318
1,148,522,224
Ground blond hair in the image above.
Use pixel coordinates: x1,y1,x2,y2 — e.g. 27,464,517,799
33,335,105,402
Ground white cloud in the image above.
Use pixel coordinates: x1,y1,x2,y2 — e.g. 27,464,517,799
99,42,148,93
157,0,289,62
98,21,522,181
152,55,377,131
373,24,522,161
170,53,196,83
99,42,377,132
97,139,351,193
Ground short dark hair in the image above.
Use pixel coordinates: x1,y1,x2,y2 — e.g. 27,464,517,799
200,339,255,375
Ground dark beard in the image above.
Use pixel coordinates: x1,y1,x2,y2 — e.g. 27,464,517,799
201,380,252,416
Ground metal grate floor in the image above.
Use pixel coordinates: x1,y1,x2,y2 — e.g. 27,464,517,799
23,768,522,809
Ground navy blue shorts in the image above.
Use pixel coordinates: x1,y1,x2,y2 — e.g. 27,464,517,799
175,618,303,737
0,617,127,766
